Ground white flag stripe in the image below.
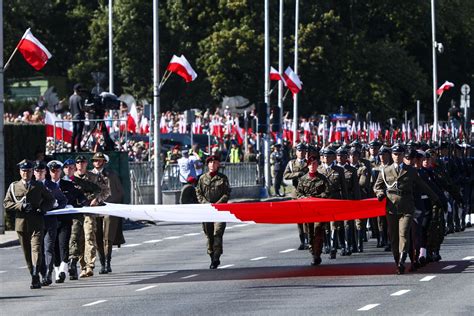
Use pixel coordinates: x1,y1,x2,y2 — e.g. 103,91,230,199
22,28,52,58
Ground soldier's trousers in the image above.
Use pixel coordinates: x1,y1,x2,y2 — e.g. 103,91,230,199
96,216,119,263
307,222,325,257
54,217,72,266
17,229,43,275
330,221,344,249
69,217,85,268
41,216,58,276
83,215,97,270
427,205,444,252
387,213,412,257
202,222,226,257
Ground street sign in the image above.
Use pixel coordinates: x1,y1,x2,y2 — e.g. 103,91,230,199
461,84,470,95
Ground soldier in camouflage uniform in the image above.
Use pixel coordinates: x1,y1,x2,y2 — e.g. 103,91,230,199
196,155,231,269
283,143,309,250
296,156,330,266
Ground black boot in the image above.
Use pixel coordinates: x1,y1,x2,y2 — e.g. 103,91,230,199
344,227,353,256
210,254,220,269
99,257,108,274
311,256,322,266
298,233,306,250
68,259,78,280
41,271,53,286
398,252,407,275
329,230,338,259
357,229,364,253
106,259,112,273
31,266,41,289
323,230,331,254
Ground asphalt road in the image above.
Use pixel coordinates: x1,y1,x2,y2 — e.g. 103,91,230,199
1,221,473,315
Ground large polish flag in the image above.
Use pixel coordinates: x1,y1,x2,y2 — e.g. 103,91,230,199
270,66,286,86
283,67,302,95
166,55,198,82
45,111,72,143
17,28,52,71
436,81,454,95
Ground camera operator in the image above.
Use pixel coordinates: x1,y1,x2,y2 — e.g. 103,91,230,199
69,83,86,152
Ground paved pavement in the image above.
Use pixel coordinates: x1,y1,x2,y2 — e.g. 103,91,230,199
1,220,473,315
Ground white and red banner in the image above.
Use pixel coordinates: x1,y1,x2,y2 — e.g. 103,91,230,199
48,198,386,224
436,81,454,95
17,28,52,71
127,102,139,133
166,54,198,82
270,66,286,86
283,66,302,95
45,111,72,143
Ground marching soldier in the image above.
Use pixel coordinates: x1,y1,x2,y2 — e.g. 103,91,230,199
296,156,330,266
283,143,309,250
3,160,55,289
196,155,231,269
374,144,441,274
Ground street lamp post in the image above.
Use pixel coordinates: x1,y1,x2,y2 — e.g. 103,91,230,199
431,0,439,141
108,0,114,94
153,0,162,204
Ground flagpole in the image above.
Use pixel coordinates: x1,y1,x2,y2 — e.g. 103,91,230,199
431,0,439,141
292,0,299,146
153,0,162,204
278,0,284,136
108,0,114,93
3,46,19,72
264,0,271,194
0,1,5,233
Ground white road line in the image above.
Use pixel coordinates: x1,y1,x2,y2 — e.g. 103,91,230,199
442,265,457,270
164,236,181,240
358,304,380,311
181,274,198,279
462,256,474,260
183,233,200,236
390,289,411,296
279,248,296,253
218,264,234,269
135,285,157,292
18,265,27,269
232,224,250,228
0,271,6,274
250,257,267,261
121,243,141,248
83,300,107,307
143,239,163,244
420,275,436,282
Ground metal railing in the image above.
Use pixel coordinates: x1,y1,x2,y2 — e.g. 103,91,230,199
129,169,145,205
129,161,260,191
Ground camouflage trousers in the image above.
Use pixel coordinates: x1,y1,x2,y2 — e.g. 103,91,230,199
69,215,97,271
202,222,226,257
306,222,326,257
69,217,85,266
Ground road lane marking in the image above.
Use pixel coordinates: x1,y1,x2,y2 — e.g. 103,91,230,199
218,264,234,269
462,256,474,260
250,257,267,261
136,285,157,292
390,290,411,296
143,239,163,244
83,300,107,306
420,276,436,282
0,271,6,274
232,224,250,228
121,243,142,248
181,274,198,279
442,265,456,270
164,236,181,240
279,249,296,253
183,233,200,236
358,304,379,311
18,265,27,269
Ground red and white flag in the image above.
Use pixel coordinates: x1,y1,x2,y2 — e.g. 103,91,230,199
160,116,169,134
166,55,197,83
283,67,302,95
270,66,286,86
17,28,52,71
192,117,203,134
127,102,139,133
140,116,150,135
178,115,187,134
45,111,72,143
436,81,454,95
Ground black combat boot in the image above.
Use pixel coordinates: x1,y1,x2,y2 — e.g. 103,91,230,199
99,257,108,274
357,229,364,253
344,227,353,256
41,271,53,286
69,259,78,280
106,259,112,273
311,256,322,266
329,231,338,259
298,233,306,250
323,231,331,254
31,266,42,289
210,254,220,269
398,252,407,275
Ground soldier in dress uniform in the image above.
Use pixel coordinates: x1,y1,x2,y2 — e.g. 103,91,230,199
318,147,348,259
196,155,231,269
374,144,441,274
3,160,55,289
283,143,309,250
296,156,330,266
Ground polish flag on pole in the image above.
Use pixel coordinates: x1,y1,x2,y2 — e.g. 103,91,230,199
45,111,73,143
270,66,287,86
127,102,139,133
166,55,198,82
160,116,169,134
436,81,454,95
192,117,203,134
16,28,52,71
283,67,302,95
140,116,150,135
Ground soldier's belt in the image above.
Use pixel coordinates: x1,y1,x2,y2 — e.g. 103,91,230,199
387,189,408,196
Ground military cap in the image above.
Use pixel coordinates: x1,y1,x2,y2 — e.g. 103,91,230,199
321,147,336,156
47,160,63,170
75,155,87,163
404,149,417,159
415,150,425,159
206,155,219,163
369,140,382,148
350,140,362,149
296,143,307,151
349,147,361,156
63,158,75,166
17,159,33,170
336,146,348,156
34,161,47,170
379,145,391,155
391,143,405,153
91,152,107,161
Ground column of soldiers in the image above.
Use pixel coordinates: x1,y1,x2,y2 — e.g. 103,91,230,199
293,139,472,274
3,152,125,289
